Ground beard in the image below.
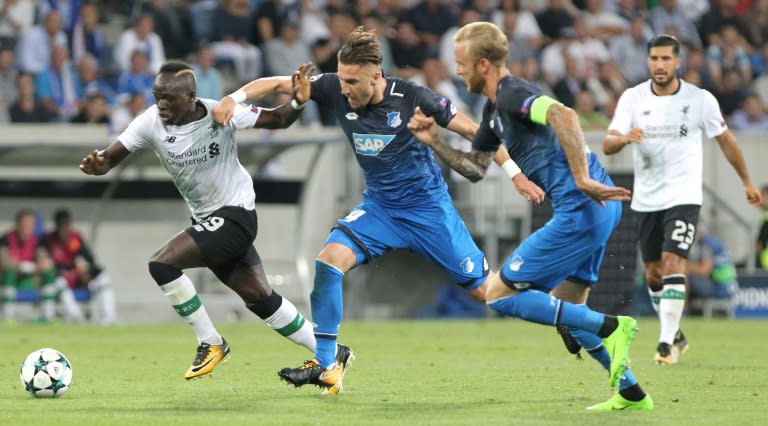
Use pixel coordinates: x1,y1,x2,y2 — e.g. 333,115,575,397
466,74,485,94
654,73,676,88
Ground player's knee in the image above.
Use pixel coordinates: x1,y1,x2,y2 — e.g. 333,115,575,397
316,244,356,272
148,261,182,286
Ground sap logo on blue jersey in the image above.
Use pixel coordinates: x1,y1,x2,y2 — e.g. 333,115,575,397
353,133,395,155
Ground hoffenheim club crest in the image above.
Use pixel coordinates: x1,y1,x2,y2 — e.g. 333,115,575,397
387,111,401,128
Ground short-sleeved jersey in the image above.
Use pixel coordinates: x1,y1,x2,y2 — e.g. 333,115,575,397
118,98,261,220
472,75,611,212
310,74,457,207
608,79,727,212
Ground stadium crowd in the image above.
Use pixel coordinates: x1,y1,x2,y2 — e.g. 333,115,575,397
1,0,768,131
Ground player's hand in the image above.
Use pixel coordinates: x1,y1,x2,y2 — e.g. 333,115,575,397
576,178,631,206
407,106,439,146
746,183,762,206
213,96,236,126
625,128,644,145
79,149,110,175
512,174,545,204
291,62,315,105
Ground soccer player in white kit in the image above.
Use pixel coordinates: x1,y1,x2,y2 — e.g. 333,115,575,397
79,61,352,380
602,34,762,365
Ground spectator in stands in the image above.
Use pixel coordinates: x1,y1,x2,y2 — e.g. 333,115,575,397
500,11,537,62
390,19,428,79
14,9,67,73
440,8,480,81
729,94,768,132
756,185,768,270
410,52,468,114
587,60,628,115
574,89,610,130
706,26,752,90
1,209,80,324
0,0,35,49
35,44,83,121
41,209,116,324
265,19,312,76
610,16,652,85
742,0,768,49
0,46,16,122
113,14,165,74
38,0,81,37
582,0,629,41
493,0,544,52
567,15,611,79
536,0,578,43
697,0,743,46
211,0,263,83
69,91,109,123
9,73,53,122
109,90,145,134
552,56,587,108
298,0,330,47
407,0,457,47
540,26,577,86
649,0,702,48
687,232,739,302
77,54,115,105
70,2,106,63
716,69,747,116
116,50,155,106
250,0,294,47
677,0,710,24
616,0,645,22
191,45,222,100
150,0,197,61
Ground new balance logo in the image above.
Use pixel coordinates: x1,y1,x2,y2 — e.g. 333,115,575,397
163,136,177,144
642,110,651,116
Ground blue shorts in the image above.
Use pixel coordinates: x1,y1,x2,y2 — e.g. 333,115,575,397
500,200,622,292
326,195,489,290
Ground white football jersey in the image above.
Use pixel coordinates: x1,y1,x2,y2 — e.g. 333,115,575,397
118,98,261,220
609,80,727,212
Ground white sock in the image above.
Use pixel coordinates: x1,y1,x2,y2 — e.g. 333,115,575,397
3,286,16,320
648,287,662,314
90,272,117,324
161,275,222,345
263,297,316,352
40,282,58,320
56,277,84,322
659,282,686,344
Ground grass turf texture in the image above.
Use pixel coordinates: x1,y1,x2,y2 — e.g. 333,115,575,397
2,319,765,425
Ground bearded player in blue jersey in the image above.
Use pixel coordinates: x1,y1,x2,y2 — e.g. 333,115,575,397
214,27,546,395
407,22,653,411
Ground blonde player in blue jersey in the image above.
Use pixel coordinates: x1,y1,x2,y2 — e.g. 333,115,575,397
214,27,546,395
407,22,653,411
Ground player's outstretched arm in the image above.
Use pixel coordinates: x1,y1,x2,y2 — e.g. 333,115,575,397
253,63,315,129
603,128,643,155
408,107,493,182
715,130,762,206
446,112,545,202
547,103,630,205
212,62,310,125
79,142,130,176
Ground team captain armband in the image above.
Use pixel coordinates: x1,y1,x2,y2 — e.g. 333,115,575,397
528,95,559,126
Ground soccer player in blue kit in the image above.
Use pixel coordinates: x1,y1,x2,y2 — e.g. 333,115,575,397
407,22,654,411
214,27,545,395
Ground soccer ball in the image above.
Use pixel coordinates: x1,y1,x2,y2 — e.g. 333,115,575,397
19,348,73,398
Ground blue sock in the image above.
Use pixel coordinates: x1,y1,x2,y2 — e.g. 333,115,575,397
488,290,605,334
570,328,638,390
311,260,344,369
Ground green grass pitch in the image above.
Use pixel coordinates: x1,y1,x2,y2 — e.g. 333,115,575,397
1,319,765,425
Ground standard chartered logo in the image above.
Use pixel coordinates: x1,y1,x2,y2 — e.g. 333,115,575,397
352,133,395,156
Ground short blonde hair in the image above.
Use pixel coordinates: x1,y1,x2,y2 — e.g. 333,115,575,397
454,22,508,68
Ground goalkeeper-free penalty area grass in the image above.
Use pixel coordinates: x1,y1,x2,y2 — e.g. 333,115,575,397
1,319,765,425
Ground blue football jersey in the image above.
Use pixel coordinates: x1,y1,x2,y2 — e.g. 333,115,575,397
311,74,458,207
472,75,611,212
